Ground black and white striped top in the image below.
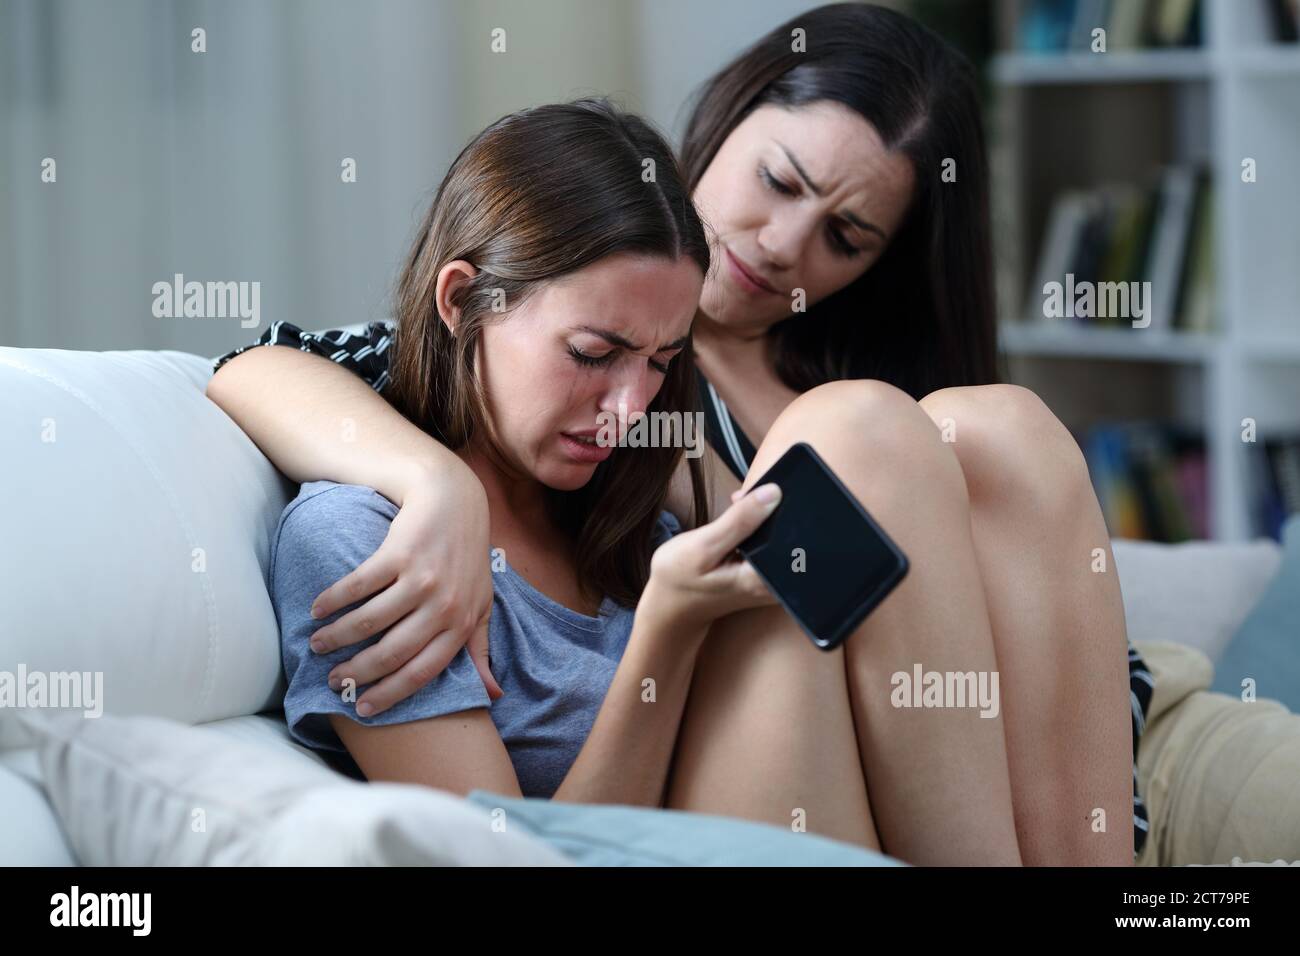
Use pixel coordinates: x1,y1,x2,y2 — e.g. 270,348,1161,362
213,319,1155,858
212,319,397,393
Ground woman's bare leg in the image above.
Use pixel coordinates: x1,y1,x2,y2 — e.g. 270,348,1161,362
918,384,1133,866
664,601,883,852
666,380,1022,865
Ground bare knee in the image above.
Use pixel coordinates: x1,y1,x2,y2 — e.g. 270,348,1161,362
756,379,965,498
919,383,1092,515
780,379,918,429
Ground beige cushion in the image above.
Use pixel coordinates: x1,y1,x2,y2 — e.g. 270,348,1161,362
1135,640,1300,866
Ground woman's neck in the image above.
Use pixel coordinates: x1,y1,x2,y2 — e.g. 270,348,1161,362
455,440,553,542
455,436,598,613
692,307,802,444
692,308,774,376
692,308,769,349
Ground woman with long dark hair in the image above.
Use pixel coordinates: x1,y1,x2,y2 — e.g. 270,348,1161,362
208,4,1144,866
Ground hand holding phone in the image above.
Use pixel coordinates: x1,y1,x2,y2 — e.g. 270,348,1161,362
644,483,784,637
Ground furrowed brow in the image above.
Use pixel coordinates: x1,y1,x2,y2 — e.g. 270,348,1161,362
573,326,642,350
777,142,825,196
841,210,888,242
573,326,689,352
776,141,889,242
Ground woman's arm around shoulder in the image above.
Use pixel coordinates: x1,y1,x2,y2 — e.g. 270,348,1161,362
206,323,502,708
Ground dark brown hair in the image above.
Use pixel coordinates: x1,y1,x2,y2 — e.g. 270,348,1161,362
388,98,711,608
680,2,998,399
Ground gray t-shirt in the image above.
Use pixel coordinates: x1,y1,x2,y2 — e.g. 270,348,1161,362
271,480,681,798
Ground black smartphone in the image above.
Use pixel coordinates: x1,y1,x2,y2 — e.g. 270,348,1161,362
735,442,908,651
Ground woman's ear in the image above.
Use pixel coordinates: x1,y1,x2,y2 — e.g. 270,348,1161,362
434,260,479,335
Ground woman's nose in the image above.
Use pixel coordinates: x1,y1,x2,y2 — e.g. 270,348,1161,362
600,366,654,423
756,209,813,268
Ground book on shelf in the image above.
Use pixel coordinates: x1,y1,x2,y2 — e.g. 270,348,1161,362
1083,422,1208,541
1252,436,1300,540
1144,165,1197,330
1016,0,1202,52
1021,166,1214,333
1086,427,1300,543
1177,173,1215,332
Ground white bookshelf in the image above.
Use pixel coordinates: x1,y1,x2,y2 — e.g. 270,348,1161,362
992,0,1300,542
999,321,1217,362
991,48,1212,84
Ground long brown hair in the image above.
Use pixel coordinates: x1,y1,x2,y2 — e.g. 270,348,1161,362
388,98,711,608
680,2,998,399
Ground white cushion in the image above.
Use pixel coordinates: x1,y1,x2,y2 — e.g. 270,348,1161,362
17,709,571,866
1112,537,1283,663
0,750,77,865
196,711,336,772
0,348,294,749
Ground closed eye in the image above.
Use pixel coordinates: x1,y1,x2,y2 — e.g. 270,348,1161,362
761,164,862,258
568,346,617,369
759,164,795,196
569,345,675,375
827,225,861,257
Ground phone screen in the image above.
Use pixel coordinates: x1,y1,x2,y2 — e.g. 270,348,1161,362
736,442,908,649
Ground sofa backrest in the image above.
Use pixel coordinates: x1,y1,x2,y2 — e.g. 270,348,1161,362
0,346,293,748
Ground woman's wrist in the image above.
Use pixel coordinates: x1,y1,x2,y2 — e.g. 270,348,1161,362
638,578,712,651
390,444,482,509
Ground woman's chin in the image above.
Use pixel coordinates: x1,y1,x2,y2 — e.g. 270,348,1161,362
698,287,734,326
701,286,782,334
539,462,599,491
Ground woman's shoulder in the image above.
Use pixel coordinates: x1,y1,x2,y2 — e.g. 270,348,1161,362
271,490,385,602
284,480,398,523
272,482,399,580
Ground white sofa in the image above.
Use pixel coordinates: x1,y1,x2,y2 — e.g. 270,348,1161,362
0,340,1285,866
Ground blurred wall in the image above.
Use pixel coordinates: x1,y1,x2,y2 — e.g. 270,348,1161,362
455,0,639,133
1,0,890,358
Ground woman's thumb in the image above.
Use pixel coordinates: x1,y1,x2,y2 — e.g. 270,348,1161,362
467,617,504,700
732,483,782,532
700,482,782,563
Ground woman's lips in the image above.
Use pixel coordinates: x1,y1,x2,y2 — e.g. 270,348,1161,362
559,432,613,464
724,247,780,296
